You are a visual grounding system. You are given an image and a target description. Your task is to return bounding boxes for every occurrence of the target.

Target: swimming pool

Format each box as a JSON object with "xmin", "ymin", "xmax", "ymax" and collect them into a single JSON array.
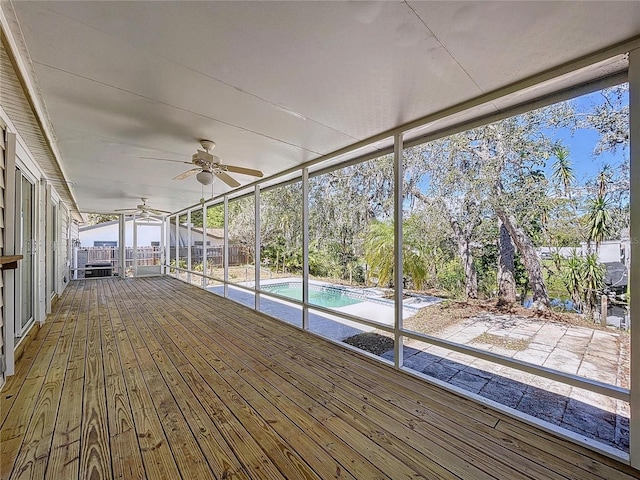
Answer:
[{"xmin": 260, "ymin": 282, "xmax": 363, "ymax": 308}]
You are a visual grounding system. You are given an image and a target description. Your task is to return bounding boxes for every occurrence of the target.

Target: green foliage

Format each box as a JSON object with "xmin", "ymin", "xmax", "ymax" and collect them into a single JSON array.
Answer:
[
  {"xmin": 560, "ymin": 250, "xmax": 605, "ymax": 316},
  {"xmin": 308, "ymin": 158, "xmax": 393, "ymax": 284},
  {"xmin": 87, "ymin": 213, "xmax": 119, "ymax": 225},
  {"xmin": 192, "ymin": 262, "xmax": 204, "ymax": 273},
  {"xmin": 436, "ymin": 259, "xmax": 465, "ymax": 298},
  {"xmin": 259, "ymin": 183, "xmax": 303, "ymax": 274},
  {"xmin": 476, "ymin": 242, "xmax": 498, "ymax": 297},
  {"xmin": 364, "ymin": 221, "xmax": 394, "ymax": 287},
  {"xmin": 562, "ymin": 250, "xmax": 583, "ymax": 308},
  {"xmin": 551, "ymin": 146, "xmax": 574, "ymax": 197},
  {"xmin": 169, "ymin": 258, "xmax": 186, "ymax": 273},
  {"xmin": 586, "ymin": 194, "xmax": 612, "ymax": 250},
  {"xmin": 165, "ymin": 85, "xmax": 628, "ymax": 318},
  {"xmin": 363, "ymin": 217, "xmax": 430, "ymax": 290},
  {"xmin": 190, "ymin": 205, "xmax": 224, "ymax": 228},
  {"xmin": 513, "ymin": 254, "xmax": 530, "ymax": 297},
  {"xmin": 307, "ymin": 246, "xmax": 333, "ymax": 278},
  {"xmin": 581, "ymin": 253, "xmax": 605, "ymax": 316},
  {"xmin": 478, "ymin": 268, "xmax": 497, "ymax": 299}
]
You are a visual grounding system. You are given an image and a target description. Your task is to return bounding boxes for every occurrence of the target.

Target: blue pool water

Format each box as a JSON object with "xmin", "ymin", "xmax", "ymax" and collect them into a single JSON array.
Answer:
[{"xmin": 261, "ymin": 283, "xmax": 362, "ymax": 308}]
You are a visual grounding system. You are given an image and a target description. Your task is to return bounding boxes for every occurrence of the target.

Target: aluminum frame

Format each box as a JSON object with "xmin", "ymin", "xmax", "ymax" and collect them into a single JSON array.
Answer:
[
  {"xmin": 393, "ymin": 132, "xmax": 403, "ymax": 369},
  {"xmin": 162, "ymin": 68, "xmax": 637, "ymax": 464},
  {"xmin": 628, "ymin": 46, "xmax": 640, "ymax": 468}
]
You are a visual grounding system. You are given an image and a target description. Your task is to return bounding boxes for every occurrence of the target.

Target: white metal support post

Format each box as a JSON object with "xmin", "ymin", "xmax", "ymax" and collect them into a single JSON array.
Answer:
[
  {"xmin": 4, "ymin": 132, "xmax": 17, "ymax": 376},
  {"xmin": 37, "ymin": 179, "xmax": 46, "ymax": 323},
  {"xmin": 254, "ymin": 185, "xmax": 261, "ymax": 310},
  {"xmin": 629, "ymin": 47, "xmax": 640, "ymax": 469},
  {"xmin": 224, "ymin": 196, "xmax": 229, "ymax": 298},
  {"xmin": 174, "ymin": 214, "xmax": 179, "ymax": 277},
  {"xmin": 161, "ymin": 216, "xmax": 167, "ymax": 275},
  {"xmin": 393, "ymin": 132, "xmax": 404, "ymax": 369},
  {"xmin": 171, "ymin": 214, "xmax": 175, "ymax": 276},
  {"xmin": 118, "ymin": 214, "xmax": 125, "ymax": 277},
  {"xmin": 132, "ymin": 214, "xmax": 138, "ymax": 277},
  {"xmin": 302, "ymin": 168, "xmax": 309, "ymax": 329},
  {"xmin": 160, "ymin": 216, "xmax": 166, "ymax": 277},
  {"xmin": 202, "ymin": 202, "xmax": 207, "ymax": 288},
  {"xmin": 187, "ymin": 210, "xmax": 192, "ymax": 283},
  {"xmin": 45, "ymin": 182, "xmax": 52, "ymax": 315}
]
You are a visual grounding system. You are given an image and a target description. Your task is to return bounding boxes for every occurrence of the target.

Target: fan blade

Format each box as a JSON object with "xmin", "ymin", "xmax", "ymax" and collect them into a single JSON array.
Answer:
[
  {"xmin": 114, "ymin": 208, "xmax": 137, "ymax": 212},
  {"xmin": 140, "ymin": 156, "xmax": 193, "ymax": 165},
  {"xmin": 223, "ymin": 165, "xmax": 264, "ymax": 178},
  {"xmin": 215, "ymin": 171, "xmax": 241, "ymax": 187},
  {"xmin": 173, "ymin": 168, "xmax": 200, "ymax": 180},
  {"xmin": 147, "ymin": 208, "xmax": 172, "ymax": 215}
]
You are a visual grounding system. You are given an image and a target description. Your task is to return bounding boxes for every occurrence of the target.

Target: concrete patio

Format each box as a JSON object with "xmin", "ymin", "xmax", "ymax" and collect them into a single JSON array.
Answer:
[{"xmin": 388, "ymin": 314, "xmax": 630, "ymax": 452}]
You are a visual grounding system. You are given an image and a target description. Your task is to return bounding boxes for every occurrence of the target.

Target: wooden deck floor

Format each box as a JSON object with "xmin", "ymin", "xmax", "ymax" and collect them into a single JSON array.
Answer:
[{"xmin": 2, "ymin": 277, "xmax": 639, "ymax": 480}]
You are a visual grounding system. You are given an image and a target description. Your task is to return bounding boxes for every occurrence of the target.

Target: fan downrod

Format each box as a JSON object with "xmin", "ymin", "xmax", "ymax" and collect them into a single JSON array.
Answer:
[{"xmin": 200, "ymin": 139, "xmax": 216, "ymax": 152}]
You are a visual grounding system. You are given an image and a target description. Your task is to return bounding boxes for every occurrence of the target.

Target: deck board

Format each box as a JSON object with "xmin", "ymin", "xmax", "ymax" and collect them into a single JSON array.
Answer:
[{"xmin": 2, "ymin": 276, "xmax": 639, "ymax": 480}]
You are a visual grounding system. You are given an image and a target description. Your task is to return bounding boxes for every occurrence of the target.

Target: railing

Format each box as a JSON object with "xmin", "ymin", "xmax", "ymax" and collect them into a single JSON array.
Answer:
[
  {"xmin": 72, "ymin": 245, "xmax": 249, "ymax": 278},
  {"xmin": 72, "ymin": 246, "xmax": 162, "ymax": 278},
  {"xmin": 171, "ymin": 245, "xmax": 251, "ymax": 266}
]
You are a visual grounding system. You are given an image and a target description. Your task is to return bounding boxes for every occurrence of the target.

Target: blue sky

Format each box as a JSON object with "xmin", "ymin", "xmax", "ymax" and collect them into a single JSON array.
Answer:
[
  {"xmin": 409, "ymin": 85, "xmax": 629, "ymax": 208},
  {"xmin": 545, "ymin": 89, "xmax": 629, "ymax": 184}
]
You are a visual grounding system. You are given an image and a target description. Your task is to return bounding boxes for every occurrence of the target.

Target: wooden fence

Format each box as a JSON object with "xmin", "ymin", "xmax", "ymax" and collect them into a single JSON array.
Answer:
[{"xmin": 74, "ymin": 245, "xmax": 251, "ymax": 278}]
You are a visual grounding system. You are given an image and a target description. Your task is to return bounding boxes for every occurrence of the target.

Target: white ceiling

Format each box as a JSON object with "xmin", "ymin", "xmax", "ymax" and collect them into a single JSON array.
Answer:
[{"xmin": 3, "ymin": 1, "xmax": 640, "ymax": 214}]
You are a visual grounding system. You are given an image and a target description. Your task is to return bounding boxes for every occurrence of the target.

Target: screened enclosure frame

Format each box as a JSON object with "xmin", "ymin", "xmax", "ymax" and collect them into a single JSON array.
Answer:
[{"xmin": 158, "ymin": 46, "xmax": 640, "ymax": 466}]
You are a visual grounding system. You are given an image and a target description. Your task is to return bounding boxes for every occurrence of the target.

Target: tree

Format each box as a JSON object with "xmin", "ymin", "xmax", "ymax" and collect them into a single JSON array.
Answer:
[
  {"xmin": 581, "ymin": 84, "xmax": 629, "ymax": 154},
  {"xmin": 479, "ymin": 115, "xmax": 555, "ymax": 309},
  {"xmin": 563, "ymin": 249, "xmax": 584, "ymax": 311},
  {"xmin": 581, "ymin": 253, "xmax": 605, "ymax": 318},
  {"xmin": 191, "ymin": 205, "xmax": 223, "ymax": 228},
  {"xmin": 494, "ymin": 206, "xmax": 550, "ymax": 309},
  {"xmin": 363, "ymin": 218, "xmax": 429, "ymax": 290},
  {"xmin": 586, "ymin": 194, "xmax": 612, "ymax": 253},
  {"xmin": 309, "ymin": 157, "xmax": 394, "ymax": 282},
  {"xmin": 87, "ymin": 213, "xmax": 118, "ymax": 225},
  {"xmin": 228, "ymin": 197, "xmax": 256, "ymax": 261},
  {"xmin": 497, "ymin": 219, "xmax": 517, "ymax": 303},
  {"xmin": 560, "ymin": 249, "xmax": 605, "ymax": 319},
  {"xmin": 364, "ymin": 221, "xmax": 394, "ymax": 288},
  {"xmin": 405, "ymin": 135, "xmax": 485, "ymax": 300},
  {"xmin": 405, "ymin": 104, "xmax": 562, "ymax": 308},
  {"xmin": 550, "ymin": 146, "xmax": 574, "ymax": 198},
  {"xmin": 409, "ymin": 189, "xmax": 481, "ymax": 298},
  {"xmin": 260, "ymin": 183, "xmax": 303, "ymax": 273}
]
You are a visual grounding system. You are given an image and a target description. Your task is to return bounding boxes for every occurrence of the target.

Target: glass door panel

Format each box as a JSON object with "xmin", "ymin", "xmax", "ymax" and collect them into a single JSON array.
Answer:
[
  {"xmin": 16, "ymin": 172, "xmax": 35, "ymax": 336},
  {"xmin": 134, "ymin": 217, "xmax": 163, "ymax": 277}
]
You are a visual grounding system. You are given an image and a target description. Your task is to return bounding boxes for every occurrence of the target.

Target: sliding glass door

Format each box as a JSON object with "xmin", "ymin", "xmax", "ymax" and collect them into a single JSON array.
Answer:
[{"xmin": 15, "ymin": 170, "xmax": 35, "ymax": 337}]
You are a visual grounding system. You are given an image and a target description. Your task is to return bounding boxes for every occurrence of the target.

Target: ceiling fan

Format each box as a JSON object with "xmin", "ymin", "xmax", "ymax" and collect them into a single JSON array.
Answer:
[
  {"xmin": 114, "ymin": 197, "xmax": 171, "ymax": 217},
  {"xmin": 143, "ymin": 140, "xmax": 264, "ymax": 187}
]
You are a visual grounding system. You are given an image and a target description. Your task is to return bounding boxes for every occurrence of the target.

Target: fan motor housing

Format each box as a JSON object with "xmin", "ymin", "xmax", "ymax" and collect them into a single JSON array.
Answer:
[{"xmin": 192, "ymin": 150, "xmax": 215, "ymax": 164}]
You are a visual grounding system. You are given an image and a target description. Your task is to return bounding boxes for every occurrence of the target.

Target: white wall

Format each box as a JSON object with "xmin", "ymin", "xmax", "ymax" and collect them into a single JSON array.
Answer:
[
  {"xmin": 80, "ymin": 219, "xmax": 162, "ymax": 247},
  {"xmin": 80, "ymin": 220, "xmax": 224, "ymax": 248}
]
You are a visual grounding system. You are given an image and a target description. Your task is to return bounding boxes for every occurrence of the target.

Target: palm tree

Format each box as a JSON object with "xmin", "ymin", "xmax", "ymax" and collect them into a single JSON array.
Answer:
[
  {"xmin": 581, "ymin": 253, "xmax": 605, "ymax": 318},
  {"xmin": 364, "ymin": 221, "xmax": 395, "ymax": 288},
  {"xmin": 551, "ymin": 146, "xmax": 575, "ymax": 198},
  {"xmin": 562, "ymin": 250, "xmax": 605, "ymax": 318},
  {"xmin": 364, "ymin": 219, "xmax": 428, "ymax": 290},
  {"xmin": 596, "ymin": 163, "xmax": 613, "ymax": 197},
  {"xmin": 586, "ymin": 194, "xmax": 612, "ymax": 253},
  {"xmin": 563, "ymin": 249, "xmax": 583, "ymax": 311}
]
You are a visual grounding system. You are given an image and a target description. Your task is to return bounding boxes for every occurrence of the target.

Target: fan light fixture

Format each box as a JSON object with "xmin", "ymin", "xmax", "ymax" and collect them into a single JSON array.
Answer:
[{"xmin": 196, "ymin": 170, "xmax": 214, "ymax": 185}]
